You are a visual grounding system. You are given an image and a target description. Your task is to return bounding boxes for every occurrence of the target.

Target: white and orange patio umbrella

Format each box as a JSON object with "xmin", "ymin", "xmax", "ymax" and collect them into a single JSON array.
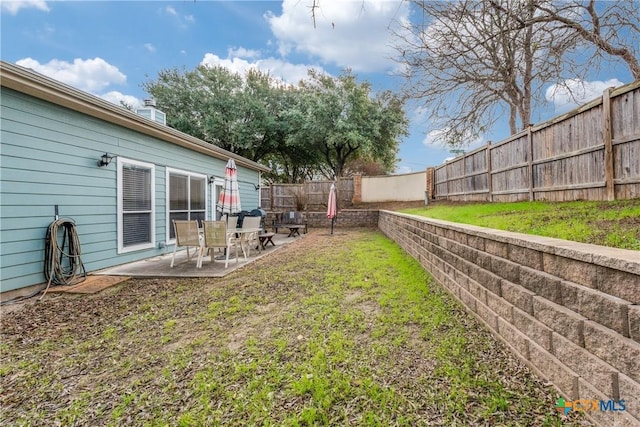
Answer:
[
  {"xmin": 327, "ymin": 182, "xmax": 337, "ymax": 234},
  {"xmin": 217, "ymin": 159, "xmax": 242, "ymax": 216}
]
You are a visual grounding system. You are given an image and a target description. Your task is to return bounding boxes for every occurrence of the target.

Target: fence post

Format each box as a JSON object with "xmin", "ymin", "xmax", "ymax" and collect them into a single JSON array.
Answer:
[
  {"xmin": 270, "ymin": 185, "xmax": 274, "ymax": 211},
  {"xmin": 445, "ymin": 162, "xmax": 450, "ymax": 199},
  {"xmin": 425, "ymin": 167, "xmax": 435, "ymax": 201},
  {"xmin": 603, "ymin": 87, "xmax": 615, "ymax": 201},
  {"xmin": 352, "ymin": 174, "xmax": 362, "ymax": 204},
  {"xmin": 462, "ymin": 152, "xmax": 468, "ymax": 202},
  {"xmin": 486, "ymin": 142, "xmax": 493, "ymax": 202},
  {"xmin": 528, "ymin": 125, "xmax": 534, "ymax": 201}
]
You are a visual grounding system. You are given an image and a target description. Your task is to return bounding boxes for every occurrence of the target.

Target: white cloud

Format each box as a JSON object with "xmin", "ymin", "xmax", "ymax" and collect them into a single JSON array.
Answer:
[
  {"xmin": 411, "ymin": 105, "xmax": 429, "ymax": 120},
  {"xmin": 163, "ymin": 5, "xmax": 194, "ymax": 28},
  {"xmin": 546, "ymin": 78, "xmax": 623, "ymax": 112},
  {"xmin": 15, "ymin": 57, "xmax": 126, "ymax": 93},
  {"xmin": 228, "ymin": 47, "xmax": 261, "ymax": 59},
  {"xmin": 423, "ymin": 128, "xmax": 484, "ymax": 149},
  {"xmin": 201, "ymin": 52, "xmax": 323, "ymax": 85},
  {"xmin": 265, "ymin": 0, "xmax": 410, "ymax": 72},
  {"xmin": 101, "ymin": 91, "xmax": 142, "ymax": 109},
  {"xmin": 144, "ymin": 43, "xmax": 156, "ymax": 53},
  {"xmin": 1, "ymin": 0, "xmax": 49, "ymax": 14},
  {"xmin": 422, "ymin": 128, "xmax": 448, "ymax": 146}
]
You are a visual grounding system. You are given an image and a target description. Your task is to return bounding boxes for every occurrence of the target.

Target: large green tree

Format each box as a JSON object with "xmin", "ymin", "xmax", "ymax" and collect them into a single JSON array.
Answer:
[
  {"xmin": 144, "ymin": 66, "xmax": 407, "ymax": 181},
  {"xmin": 295, "ymin": 70, "xmax": 408, "ymax": 178},
  {"xmin": 143, "ymin": 65, "xmax": 284, "ymax": 161},
  {"xmin": 261, "ymin": 85, "xmax": 322, "ymax": 183}
]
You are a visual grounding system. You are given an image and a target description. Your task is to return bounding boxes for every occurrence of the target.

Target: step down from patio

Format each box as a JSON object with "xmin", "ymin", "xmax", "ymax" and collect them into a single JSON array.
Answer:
[{"xmin": 46, "ymin": 275, "xmax": 130, "ymax": 294}]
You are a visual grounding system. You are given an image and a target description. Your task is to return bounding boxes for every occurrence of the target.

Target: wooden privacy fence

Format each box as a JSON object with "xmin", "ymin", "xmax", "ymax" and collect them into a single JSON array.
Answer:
[
  {"xmin": 431, "ymin": 80, "xmax": 640, "ymax": 202},
  {"xmin": 260, "ymin": 178, "xmax": 354, "ymax": 211}
]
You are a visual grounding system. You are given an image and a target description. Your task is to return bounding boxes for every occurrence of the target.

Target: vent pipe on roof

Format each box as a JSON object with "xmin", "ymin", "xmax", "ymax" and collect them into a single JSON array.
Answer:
[{"xmin": 136, "ymin": 98, "xmax": 166, "ymax": 125}]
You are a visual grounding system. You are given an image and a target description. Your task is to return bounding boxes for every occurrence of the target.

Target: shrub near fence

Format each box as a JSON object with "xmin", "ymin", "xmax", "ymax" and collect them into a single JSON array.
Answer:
[{"xmin": 432, "ymin": 80, "xmax": 640, "ymax": 202}]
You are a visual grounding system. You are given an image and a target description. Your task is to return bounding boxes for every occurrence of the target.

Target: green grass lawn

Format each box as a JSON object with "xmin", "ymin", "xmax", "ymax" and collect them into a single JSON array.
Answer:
[
  {"xmin": 402, "ymin": 199, "xmax": 640, "ymax": 250},
  {"xmin": 0, "ymin": 231, "xmax": 585, "ymax": 426}
]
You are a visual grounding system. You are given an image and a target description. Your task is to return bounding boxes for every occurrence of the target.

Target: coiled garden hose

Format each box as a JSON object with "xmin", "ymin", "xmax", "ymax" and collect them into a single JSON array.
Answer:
[{"xmin": 41, "ymin": 218, "xmax": 86, "ymax": 299}]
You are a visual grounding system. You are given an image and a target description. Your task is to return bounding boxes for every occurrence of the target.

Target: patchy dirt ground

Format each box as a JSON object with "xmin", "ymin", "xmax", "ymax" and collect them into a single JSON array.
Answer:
[{"xmin": 1, "ymin": 230, "xmax": 588, "ymax": 426}]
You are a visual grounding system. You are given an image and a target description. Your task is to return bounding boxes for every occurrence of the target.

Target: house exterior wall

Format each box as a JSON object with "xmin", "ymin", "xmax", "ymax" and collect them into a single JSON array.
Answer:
[
  {"xmin": 361, "ymin": 171, "xmax": 426, "ymax": 202},
  {"xmin": 1, "ymin": 88, "xmax": 259, "ymax": 292}
]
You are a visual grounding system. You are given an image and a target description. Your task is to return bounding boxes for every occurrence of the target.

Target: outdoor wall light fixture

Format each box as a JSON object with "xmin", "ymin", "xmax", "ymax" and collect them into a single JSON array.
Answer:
[
  {"xmin": 208, "ymin": 176, "xmax": 216, "ymax": 184},
  {"xmin": 97, "ymin": 153, "xmax": 114, "ymax": 167}
]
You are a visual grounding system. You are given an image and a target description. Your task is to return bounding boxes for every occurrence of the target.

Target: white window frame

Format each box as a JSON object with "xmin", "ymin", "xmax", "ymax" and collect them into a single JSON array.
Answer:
[
  {"xmin": 210, "ymin": 177, "xmax": 224, "ymax": 220},
  {"xmin": 166, "ymin": 167, "xmax": 208, "ymax": 244},
  {"xmin": 117, "ymin": 157, "xmax": 156, "ymax": 254}
]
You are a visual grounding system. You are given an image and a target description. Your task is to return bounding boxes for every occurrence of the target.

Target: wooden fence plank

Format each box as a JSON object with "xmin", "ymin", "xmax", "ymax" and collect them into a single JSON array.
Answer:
[
  {"xmin": 432, "ymin": 81, "xmax": 640, "ymax": 202},
  {"xmin": 528, "ymin": 126, "xmax": 534, "ymax": 201},
  {"xmin": 603, "ymin": 87, "xmax": 614, "ymax": 201}
]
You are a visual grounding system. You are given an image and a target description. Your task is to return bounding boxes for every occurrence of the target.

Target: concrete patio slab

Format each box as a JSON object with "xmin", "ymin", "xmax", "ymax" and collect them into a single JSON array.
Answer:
[{"xmin": 94, "ymin": 232, "xmax": 302, "ymax": 278}]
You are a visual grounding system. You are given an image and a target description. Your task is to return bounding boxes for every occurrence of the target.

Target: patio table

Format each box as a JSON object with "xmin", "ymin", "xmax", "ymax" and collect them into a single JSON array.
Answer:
[{"xmin": 200, "ymin": 227, "xmax": 262, "ymax": 260}]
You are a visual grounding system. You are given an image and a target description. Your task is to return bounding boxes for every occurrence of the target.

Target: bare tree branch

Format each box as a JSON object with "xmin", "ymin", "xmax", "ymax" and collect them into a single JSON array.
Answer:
[{"xmin": 394, "ymin": 0, "xmax": 637, "ymax": 148}]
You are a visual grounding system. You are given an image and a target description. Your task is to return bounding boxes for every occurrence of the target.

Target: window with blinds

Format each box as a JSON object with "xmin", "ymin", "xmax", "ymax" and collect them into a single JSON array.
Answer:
[
  {"xmin": 168, "ymin": 170, "xmax": 206, "ymax": 240},
  {"xmin": 118, "ymin": 158, "xmax": 155, "ymax": 253}
]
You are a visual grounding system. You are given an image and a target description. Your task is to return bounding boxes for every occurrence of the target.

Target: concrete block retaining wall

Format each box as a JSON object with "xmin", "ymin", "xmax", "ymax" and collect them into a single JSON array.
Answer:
[
  {"xmin": 266, "ymin": 210, "xmax": 379, "ymax": 231},
  {"xmin": 378, "ymin": 210, "xmax": 640, "ymax": 426}
]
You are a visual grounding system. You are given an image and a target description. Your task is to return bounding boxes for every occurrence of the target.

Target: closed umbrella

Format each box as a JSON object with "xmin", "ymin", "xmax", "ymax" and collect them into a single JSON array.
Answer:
[
  {"xmin": 327, "ymin": 182, "xmax": 337, "ymax": 234},
  {"xmin": 217, "ymin": 159, "xmax": 242, "ymax": 216}
]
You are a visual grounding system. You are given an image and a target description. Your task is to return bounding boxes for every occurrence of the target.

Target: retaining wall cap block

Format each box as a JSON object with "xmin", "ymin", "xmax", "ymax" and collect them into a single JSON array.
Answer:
[
  {"xmin": 592, "ymin": 249, "xmax": 640, "ymax": 276},
  {"xmin": 389, "ymin": 214, "xmax": 640, "ymax": 275}
]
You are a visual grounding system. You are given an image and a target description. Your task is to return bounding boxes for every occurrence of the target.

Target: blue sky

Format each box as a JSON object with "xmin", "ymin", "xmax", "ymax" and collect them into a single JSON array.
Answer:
[{"xmin": 1, "ymin": 0, "xmax": 635, "ymax": 173}]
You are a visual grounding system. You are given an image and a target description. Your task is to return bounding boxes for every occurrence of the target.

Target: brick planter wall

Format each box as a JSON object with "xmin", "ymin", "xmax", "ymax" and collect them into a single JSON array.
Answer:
[{"xmin": 378, "ymin": 210, "xmax": 640, "ymax": 426}]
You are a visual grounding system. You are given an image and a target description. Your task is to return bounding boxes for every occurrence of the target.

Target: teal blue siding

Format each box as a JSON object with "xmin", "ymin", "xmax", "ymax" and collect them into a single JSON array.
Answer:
[{"xmin": 1, "ymin": 88, "xmax": 260, "ymax": 292}]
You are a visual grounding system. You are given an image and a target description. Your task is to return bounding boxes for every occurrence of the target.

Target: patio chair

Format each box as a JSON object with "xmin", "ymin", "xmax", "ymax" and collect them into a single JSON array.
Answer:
[
  {"xmin": 170, "ymin": 220, "xmax": 201, "ymax": 268},
  {"xmin": 240, "ymin": 215, "xmax": 262, "ymax": 257},
  {"xmin": 226, "ymin": 215, "xmax": 238, "ymax": 230},
  {"xmin": 221, "ymin": 214, "xmax": 242, "ymax": 254},
  {"xmin": 197, "ymin": 220, "xmax": 239, "ymax": 268}
]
